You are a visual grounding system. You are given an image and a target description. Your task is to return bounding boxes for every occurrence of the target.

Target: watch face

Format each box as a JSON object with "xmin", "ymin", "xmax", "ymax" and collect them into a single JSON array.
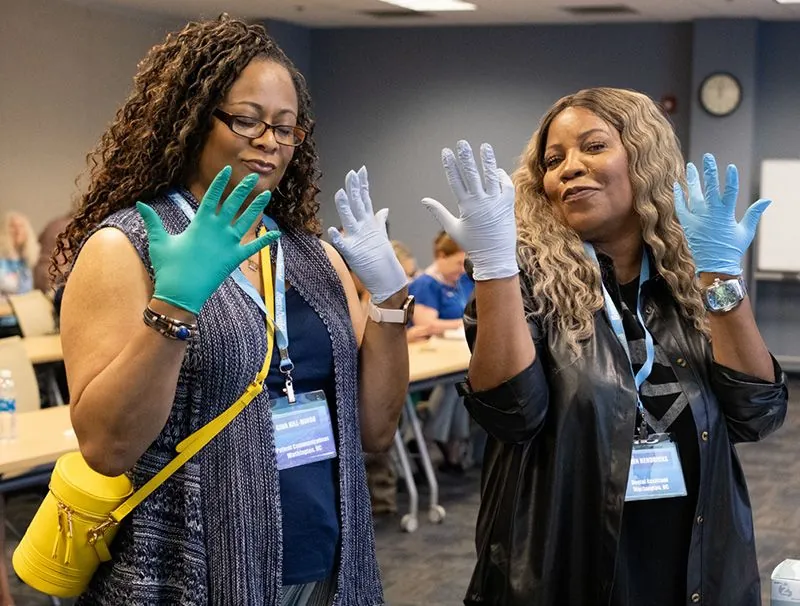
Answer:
[
  {"xmin": 706, "ymin": 281, "xmax": 742, "ymax": 311},
  {"xmin": 700, "ymin": 72, "xmax": 742, "ymax": 117}
]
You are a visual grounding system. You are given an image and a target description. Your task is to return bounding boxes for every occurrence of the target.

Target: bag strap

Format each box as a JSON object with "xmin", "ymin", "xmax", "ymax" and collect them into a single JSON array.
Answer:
[{"xmin": 109, "ymin": 238, "xmax": 277, "ymax": 524}]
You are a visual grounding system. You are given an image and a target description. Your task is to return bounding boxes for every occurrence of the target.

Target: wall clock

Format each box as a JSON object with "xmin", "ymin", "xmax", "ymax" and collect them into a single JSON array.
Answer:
[{"xmin": 699, "ymin": 72, "xmax": 742, "ymax": 117}]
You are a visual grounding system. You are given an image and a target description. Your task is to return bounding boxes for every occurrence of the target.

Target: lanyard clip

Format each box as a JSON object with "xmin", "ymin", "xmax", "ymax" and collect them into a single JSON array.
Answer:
[
  {"xmin": 283, "ymin": 378, "xmax": 296, "ymax": 403},
  {"xmin": 278, "ymin": 349, "xmax": 296, "ymax": 403}
]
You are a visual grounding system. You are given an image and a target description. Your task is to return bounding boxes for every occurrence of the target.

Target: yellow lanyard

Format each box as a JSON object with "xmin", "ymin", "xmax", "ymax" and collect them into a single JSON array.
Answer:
[
  {"xmin": 259, "ymin": 227, "xmax": 277, "ymax": 344},
  {"xmin": 107, "ymin": 237, "xmax": 277, "ymax": 526}
]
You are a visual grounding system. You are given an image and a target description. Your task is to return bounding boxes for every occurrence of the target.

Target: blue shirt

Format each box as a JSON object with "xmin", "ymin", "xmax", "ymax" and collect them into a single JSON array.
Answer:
[
  {"xmin": 0, "ymin": 258, "xmax": 32, "ymax": 297},
  {"xmin": 266, "ymin": 287, "xmax": 339, "ymax": 586},
  {"xmin": 409, "ymin": 272, "xmax": 474, "ymax": 321},
  {"xmin": 0, "ymin": 258, "xmax": 31, "ymax": 329}
]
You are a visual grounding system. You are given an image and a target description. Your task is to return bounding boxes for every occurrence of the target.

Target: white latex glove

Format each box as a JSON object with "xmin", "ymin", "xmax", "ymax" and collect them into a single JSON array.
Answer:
[
  {"xmin": 421, "ymin": 140, "xmax": 518, "ymax": 281},
  {"xmin": 328, "ymin": 166, "xmax": 407, "ymax": 304}
]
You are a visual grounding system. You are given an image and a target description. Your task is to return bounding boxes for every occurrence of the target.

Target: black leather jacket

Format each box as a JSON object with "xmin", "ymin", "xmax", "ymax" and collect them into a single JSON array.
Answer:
[{"xmin": 460, "ymin": 270, "xmax": 788, "ymax": 606}]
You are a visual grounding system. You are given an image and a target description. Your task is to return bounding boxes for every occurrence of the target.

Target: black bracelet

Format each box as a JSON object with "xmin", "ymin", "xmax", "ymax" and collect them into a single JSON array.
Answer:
[{"xmin": 142, "ymin": 306, "xmax": 197, "ymax": 341}]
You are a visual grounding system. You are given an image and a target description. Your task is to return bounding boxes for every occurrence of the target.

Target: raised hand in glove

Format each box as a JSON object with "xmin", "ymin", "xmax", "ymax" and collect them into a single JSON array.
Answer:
[
  {"xmin": 328, "ymin": 166, "xmax": 407, "ymax": 304},
  {"xmin": 421, "ymin": 140, "xmax": 518, "ymax": 282},
  {"xmin": 674, "ymin": 153, "xmax": 771, "ymax": 276},
  {"xmin": 137, "ymin": 166, "xmax": 281, "ymax": 315}
]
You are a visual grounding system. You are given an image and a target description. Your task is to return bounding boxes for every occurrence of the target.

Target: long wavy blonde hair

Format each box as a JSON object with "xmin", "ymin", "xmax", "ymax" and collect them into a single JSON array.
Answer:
[
  {"xmin": 514, "ymin": 87, "xmax": 707, "ymax": 356},
  {"xmin": 0, "ymin": 212, "xmax": 40, "ymax": 269}
]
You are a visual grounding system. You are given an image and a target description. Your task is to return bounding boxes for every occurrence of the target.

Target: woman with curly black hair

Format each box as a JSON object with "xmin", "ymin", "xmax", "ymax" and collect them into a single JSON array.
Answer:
[{"xmin": 57, "ymin": 14, "xmax": 411, "ymax": 605}]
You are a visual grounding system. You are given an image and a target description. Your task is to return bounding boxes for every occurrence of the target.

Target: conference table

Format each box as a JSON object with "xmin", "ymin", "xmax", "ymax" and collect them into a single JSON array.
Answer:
[
  {"xmin": 394, "ymin": 336, "xmax": 471, "ymax": 532},
  {"xmin": 5, "ymin": 335, "xmax": 470, "ymax": 472},
  {"xmin": 19, "ymin": 333, "xmax": 470, "ymax": 382},
  {"xmin": 3, "ymin": 335, "xmax": 471, "ymax": 536},
  {"xmin": 0, "ymin": 406, "xmax": 74, "ymax": 479},
  {"xmin": 1, "ymin": 333, "xmax": 71, "ymax": 479},
  {"xmin": 19, "ymin": 335, "xmax": 470, "ymax": 382},
  {"xmin": 408, "ymin": 335, "xmax": 471, "ymax": 387},
  {"xmin": 21, "ymin": 334, "xmax": 63, "ymax": 365},
  {"xmin": 18, "ymin": 334, "xmax": 65, "ymax": 408}
]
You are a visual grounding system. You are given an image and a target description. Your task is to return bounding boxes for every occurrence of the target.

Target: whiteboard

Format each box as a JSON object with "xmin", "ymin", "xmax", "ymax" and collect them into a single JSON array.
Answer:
[{"xmin": 757, "ymin": 159, "xmax": 800, "ymax": 273}]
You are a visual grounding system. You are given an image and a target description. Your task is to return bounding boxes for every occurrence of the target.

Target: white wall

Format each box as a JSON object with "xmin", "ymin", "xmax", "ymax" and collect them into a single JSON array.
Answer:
[{"xmin": 0, "ymin": 0, "xmax": 183, "ymax": 231}]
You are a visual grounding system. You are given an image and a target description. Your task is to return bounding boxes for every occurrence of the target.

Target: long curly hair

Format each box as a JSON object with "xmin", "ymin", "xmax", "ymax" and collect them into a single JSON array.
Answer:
[
  {"xmin": 54, "ymin": 14, "xmax": 321, "ymax": 282},
  {"xmin": 514, "ymin": 87, "xmax": 707, "ymax": 357}
]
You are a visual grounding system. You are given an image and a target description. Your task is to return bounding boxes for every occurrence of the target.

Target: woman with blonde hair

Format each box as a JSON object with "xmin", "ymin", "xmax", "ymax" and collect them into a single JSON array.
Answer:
[
  {"xmin": 423, "ymin": 87, "xmax": 787, "ymax": 605},
  {"xmin": 0, "ymin": 211, "xmax": 40, "ymax": 336},
  {"xmin": 0, "ymin": 212, "xmax": 39, "ymax": 293}
]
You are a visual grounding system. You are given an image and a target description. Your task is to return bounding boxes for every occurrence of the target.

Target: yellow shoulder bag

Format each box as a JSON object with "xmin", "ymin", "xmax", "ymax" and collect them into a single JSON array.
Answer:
[{"xmin": 13, "ymin": 244, "xmax": 276, "ymax": 598}]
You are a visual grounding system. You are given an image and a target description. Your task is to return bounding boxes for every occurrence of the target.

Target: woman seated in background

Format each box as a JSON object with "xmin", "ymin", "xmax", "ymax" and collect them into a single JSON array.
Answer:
[
  {"xmin": 0, "ymin": 211, "xmax": 40, "ymax": 338},
  {"xmin": 409, "ymin": 231, "xmax": 473, "ymax": 337},
  {"xmin": 409, "ymin": 231, "xmax": 475, "ymax": 472}
]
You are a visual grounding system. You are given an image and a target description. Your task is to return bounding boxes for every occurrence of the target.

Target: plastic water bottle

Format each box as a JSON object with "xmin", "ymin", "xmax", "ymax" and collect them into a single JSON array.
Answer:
[{"xmin": 0, "ymin": 369, "xmax": 17, "ymax": 441}]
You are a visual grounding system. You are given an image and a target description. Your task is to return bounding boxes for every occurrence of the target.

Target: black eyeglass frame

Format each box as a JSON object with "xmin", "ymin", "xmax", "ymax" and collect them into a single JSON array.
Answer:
[{"xmin": 212, "ymin": 108, "xmax": 308, "ymax": 147}]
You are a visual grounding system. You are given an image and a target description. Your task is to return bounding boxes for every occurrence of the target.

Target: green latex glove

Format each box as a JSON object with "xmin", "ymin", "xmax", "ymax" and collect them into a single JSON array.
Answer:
[{"xmin": 137, "ymin": 166, "xmax": 281, "ymax": 315}]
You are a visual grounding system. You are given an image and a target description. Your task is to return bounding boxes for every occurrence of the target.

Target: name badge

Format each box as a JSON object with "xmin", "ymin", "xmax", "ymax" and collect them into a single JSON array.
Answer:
[
  {"xmin": 625, "ymin": 434, "xmax": 687, "ymax": 502},
  {"xmin": 271, "ymin": 390, "xmax": 337, "ymax": 471}
]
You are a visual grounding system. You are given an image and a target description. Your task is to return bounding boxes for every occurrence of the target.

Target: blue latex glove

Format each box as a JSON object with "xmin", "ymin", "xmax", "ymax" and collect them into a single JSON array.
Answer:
[
  {"xmin": 673, "ymin": 153, "xmax": 771, "ymax": 276},
  {"xmin": 137, "ymin": 166, "xmax": 281, "ymax": 315},
  {"xmin": 328, "ymin": 166, "xmax": 407, "ymax": 304}
]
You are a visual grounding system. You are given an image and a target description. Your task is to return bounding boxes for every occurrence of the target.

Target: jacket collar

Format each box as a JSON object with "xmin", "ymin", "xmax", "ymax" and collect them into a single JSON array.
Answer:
[{"xmin": 594, "ymin": 247, "xmax": 660, "ymax": 287}]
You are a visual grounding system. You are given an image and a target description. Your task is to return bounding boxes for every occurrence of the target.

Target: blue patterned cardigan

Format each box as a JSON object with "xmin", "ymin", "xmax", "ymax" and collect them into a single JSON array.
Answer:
[{"xmin": 76, "ymin": 193, "xmax": 383, "ymax": 605}]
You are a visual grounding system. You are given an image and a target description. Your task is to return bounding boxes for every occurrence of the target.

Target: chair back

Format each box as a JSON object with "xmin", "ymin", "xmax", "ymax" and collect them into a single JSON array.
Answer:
[{"xmin": 8, "ymin": 291, "xmax": 57, "ymax": 337}]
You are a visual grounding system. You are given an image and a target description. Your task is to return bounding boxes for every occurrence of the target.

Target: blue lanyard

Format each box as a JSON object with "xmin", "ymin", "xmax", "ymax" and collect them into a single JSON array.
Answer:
[
  {"xmin": 584, "ymin": 243, "xmax": 655, "ymax": 439},
  {"xmin": 167, "ymin": 190, "xmax": 296, "ymax": 401}
]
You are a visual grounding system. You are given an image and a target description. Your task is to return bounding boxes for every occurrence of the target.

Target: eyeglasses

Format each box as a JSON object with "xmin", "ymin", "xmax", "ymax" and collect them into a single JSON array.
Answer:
[{"xmin": 212, "ymin": 108, "xmax": 307, "ymax": 147}]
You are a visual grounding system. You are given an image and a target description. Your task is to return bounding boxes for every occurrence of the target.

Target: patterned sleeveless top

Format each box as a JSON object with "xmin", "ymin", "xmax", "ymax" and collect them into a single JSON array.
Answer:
[{"xmin": 75, "ymin": 190, "xmax": 383, "ymax": 605}]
